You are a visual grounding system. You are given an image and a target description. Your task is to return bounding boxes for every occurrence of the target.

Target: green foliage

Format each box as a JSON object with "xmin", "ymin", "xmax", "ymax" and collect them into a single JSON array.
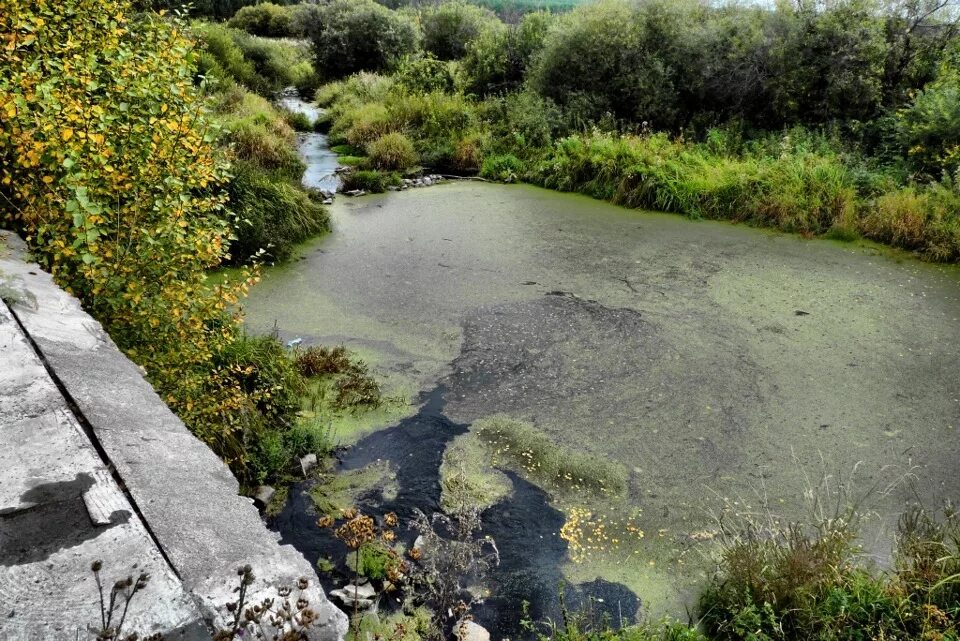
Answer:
[
  {"xmin": 356, "ymin": 541, "xmax": 396, "ymax": 580},
  {"xmin": 765, "ymin": 0, "xmax": 888, "ymax": 125},
  {"xmin": 227, "ymin": 2, "xmax": 322, "ymax": 39},
  {"xmin": 420, "ymin": 0, "xmax": 499, "ymax": 61},
  {"xmin": 211, "ymin": 87, "xmax": 305, "ymax": 180},
  {"xmin": 528, "ymin": 0, "xmax": 692, "ymax": 129},
  {"xmin": 481, "ymin": 153, "xmax": 524, "ymax": 181},
  {"xmin": 0, "ymin": 0, "xmax": 335, "ymax": 488},
  {"xmin": 146, "ymin": 0, "xmax": 299, "ymax": 21},
  {"xmin": 699, "ymin": 507, "xmax": 960, "ymax": 641},
  {"xmin": 228, "ymin": 3, "xmax": 292, "ymax": 38},
  {"xmin": 367, "ymin": 132, "xmax": 419, "ymax": 170},
  {"xmin": 461, "ymin": 10, "xmax": 551, "ymax": 96},
  {"xmin": 341, "ymin": 169, "xmax": 402, "ymax": 193},
  {"xmin": 395, "ymin": 55, "xmax": 458, "ymax": 94},
  {"xmin": 532, "ymin": 131, "xmax": 857, "ymax": 236},
  {"xmin": 899, "ymin": 51, "xmax": 960, "ymax": 179},
  {"xmin": 283, "ymin": 109, "xmax": 314, "ymax": 132},
  {"xmin": 226, "ymin": 161, "xmax": 330, "ymax": 264},
  {"xmin": 297, "ymin": 344, "xmax": 384, "ymax": 411},
  {"xmin": 195, "ymin": 22, "xmax": 317, "ymax": 96},
  {"xmin": 0, "ymin": 0, "xmax": 275, "ymax": 476},
  {"xmin": 860, "ymin": 182, "xmax": 960, "ymax": 261},
  {"xmin": 312, "ymin": 0, "xmax": 421, "ymax": 79}
]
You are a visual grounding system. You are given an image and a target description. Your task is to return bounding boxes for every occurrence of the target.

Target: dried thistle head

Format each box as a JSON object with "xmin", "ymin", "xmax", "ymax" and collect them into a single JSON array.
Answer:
[
  {"xmin": 336, "ymin": 514, "xmax": 376, "ymax": 549},
  {"xmin": 316, "ymin": 515, "xmax": 335, "ymax": 529},
  {"xmin": 384, "ymin": 512, "xmax": 399, "ymax": 528},
  {"xmin": 408, "ymin": 547, "xmax": 422, "ymax": 561}
]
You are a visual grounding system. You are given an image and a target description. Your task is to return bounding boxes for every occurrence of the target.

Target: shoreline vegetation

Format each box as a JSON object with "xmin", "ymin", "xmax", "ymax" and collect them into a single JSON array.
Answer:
[{"xmin": 3, "ymin": 0, "xmax": 960, "ymax": 638}]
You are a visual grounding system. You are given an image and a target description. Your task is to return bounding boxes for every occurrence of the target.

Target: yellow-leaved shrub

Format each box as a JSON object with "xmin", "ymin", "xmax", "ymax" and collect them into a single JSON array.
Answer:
[{"xmin": 0, "ymin": 0, "xmax": 276, "ymax": 478}]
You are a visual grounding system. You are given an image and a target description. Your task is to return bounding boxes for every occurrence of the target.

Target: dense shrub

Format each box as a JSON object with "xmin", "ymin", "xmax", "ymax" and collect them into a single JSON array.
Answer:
[
  {"xmin": 699, "ymin": 507, "xmax": 960, "ymax": 641},
  {"xmin": 146, "ymin": 0, "xmax": 298, "ymax": 21},
  {"xmin": 420, "ymin": 0, "xmax": 499, "ymax": 61},
  {"xmin": 228, "ymin": 3, "xmax": 292, "ymax": 38},
  {"xmin": 480, "ymin": 153, "xmax": 524, "ymax": 181},
  {"xmin": 461, "ymin": 11, "xmax": 551, "ymax": 96},
  {"xmin": 217, "ymin": 334, "xmax": 305, "ymax": 431},
  {"xmin": 296, "ymin": 345, "xmax": 353, "ymax": 377},
  {"xmin": 312, "ymin": 0, "xmax": 421, "ymax": 79},
  {"xmin": 341, "ymin": 169, "xmax": 402, "ymax": 193},
  {"xmin": 528, "ymin": 0, "xmax": 692, "ymax": 129},
  {"xmin": 764, "ymin": 0, "xmax": 889, "ymax": 125},
  {"xmin": 394, "ymin": 55, "xmax": 458, "ymax": 94},
  {"xmin": 195, "ymin": 23, "xmax": 316, "ymax": 96},
  {"xmin": 209, "ymin": 87, "xmax": 305, "ymax": 178},
  {"xmin": 228, "ymin": 3, "xmax": 323, "ymax": 39},
  {"xmin": 227, "ymin": 162, "xmax": 330, "ymax": 264},
  {"xmin": 861, "ymin": 182, "xmax": 960, "ymax": 261},
  {"xmin": 898, "ymin": 52, "xmax": 960, "ymax": 180},
  {"xmin": 0, "ymin": 0, "xmax": 272, "ymax": 476},
  {"xmin": 532, "ymin": 132, "xmax": 857, "ymax": 236},
  {"xmin": 283, "ymin": 109, "xmax": 314, "ymax": 132},
  {"xmin": 367, "ymin": 132, "xmax": 419, "ymax": 170}
]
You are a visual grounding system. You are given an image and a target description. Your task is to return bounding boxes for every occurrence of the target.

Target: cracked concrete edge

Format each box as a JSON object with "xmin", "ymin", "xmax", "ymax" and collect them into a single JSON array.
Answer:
[
  {"xmin": 0, "ymin": 231, "xmax": 348, "ymax": 641},
  {"xmin": 0, "ymin": 299, "xmax": 208, "ymax": 641}
]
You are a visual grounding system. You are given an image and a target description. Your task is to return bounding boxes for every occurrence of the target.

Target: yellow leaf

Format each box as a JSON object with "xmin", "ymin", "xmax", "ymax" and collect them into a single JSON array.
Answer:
[
  {"xmin": 42, "ymin": 175, "xmax": 53, "ymax": 184},
  {"xmin": 61, "ymin": 128, "xmax": 73, "ymax": 141}
]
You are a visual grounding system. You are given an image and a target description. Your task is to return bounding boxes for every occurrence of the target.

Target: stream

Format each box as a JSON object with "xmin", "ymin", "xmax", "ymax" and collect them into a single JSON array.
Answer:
[{"xmin": 261, "ymin": 95, "xmax": 960, "ymax": 637}]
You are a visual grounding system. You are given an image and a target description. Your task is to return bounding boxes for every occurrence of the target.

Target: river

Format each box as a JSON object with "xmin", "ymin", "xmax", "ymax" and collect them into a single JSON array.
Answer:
[{"xmin": 252, "ymin": 97, "xmax": 960, "ymax": 637}]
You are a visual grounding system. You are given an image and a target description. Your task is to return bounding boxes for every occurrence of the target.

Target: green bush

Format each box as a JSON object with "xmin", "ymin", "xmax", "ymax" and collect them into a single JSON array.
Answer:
[
  {"xmin": 528, "ymin": 0, "xmax": 690, "ymax": 128},
  {"xmin": 699, "ymin": 507, "xmax": 960, "ymax": 641},
  {"xmin": 195, "ymin": 23, "xmax": 316, "ymax": 96},
  {"xmin": 395, "ymin": 55, "xmax": 458, "ymax": 94},
  {"xmin": 0, "ymin": 0, "xmax": 288, "ymax": 480},
  {"xmin": 420, "ymin": 0, "xmax": 499, "ymax": 61},
  {"xmin": 228, "ymin": 3, "xmax": 292, "ymax": 38},
  {"xmin": 480, "ymin": 153, "xmax": 524, "ymax": 181},
  {"xmin": 367, "ymin": 132, "xmax": 419, "ymax": 170},
  {"xmin": 284, "ymin": 109, "xmax": 314, "ymax": 132},
  {"xmin": 860, "ymin": 182, "xmax": 960, "ymax": 261},
  {"xmin": 227, "ymin": 162, "xmax": 330, "ymax": 264},
  {"xmin": 312, "ymin": 0, "xmax": 421, "ymax": 79},
  {"xmin": 341, "ymin": 169, "xmax": 402, "ymax": 193},
  {"xmin": 898, "ymin": 57, "xmax": 960, "ymax": 180},
  {"xmin": 461, "ymin": 11, "xmax": 551, "ymax": 96}
]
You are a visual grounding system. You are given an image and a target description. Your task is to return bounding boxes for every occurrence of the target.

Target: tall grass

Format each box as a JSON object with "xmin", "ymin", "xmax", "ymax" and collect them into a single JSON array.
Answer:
[{"xmin": 317, "ymin": 71, "xmax": 960, "ymax": 263}]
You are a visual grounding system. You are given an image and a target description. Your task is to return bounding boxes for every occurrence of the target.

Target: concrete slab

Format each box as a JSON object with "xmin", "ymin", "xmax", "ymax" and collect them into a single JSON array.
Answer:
[
  {"xmin": 0, "ymin": 299, "xmax": 207, "ymax": 641},
  {"xmin": 0, "ymin": 230, "xmax": 347, "ymax": 641}
]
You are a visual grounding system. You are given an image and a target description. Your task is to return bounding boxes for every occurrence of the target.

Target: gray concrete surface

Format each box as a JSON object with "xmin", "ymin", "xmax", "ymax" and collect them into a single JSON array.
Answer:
[{"xmin": 0, "ymin": 230, "xmax": 348, "ymax": 640}]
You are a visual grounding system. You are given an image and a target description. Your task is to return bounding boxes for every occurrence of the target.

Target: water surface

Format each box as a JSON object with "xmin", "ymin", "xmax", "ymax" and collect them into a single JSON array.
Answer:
[{"xmin": 247, "ymin": 182, "xmax": 960, "ymax": 630}]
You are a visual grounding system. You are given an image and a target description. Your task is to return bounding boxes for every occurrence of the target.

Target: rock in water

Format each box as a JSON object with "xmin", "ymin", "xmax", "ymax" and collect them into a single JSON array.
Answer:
[
  {"xmin": 330, "ymin": 583, "xmax": 377, "ymax": 610},
  {"xmin": 253, "ymin": 485, "xmax": 275, "ymax": 508},
  {"xmin": 300, "ymin": 453, "xmax": 317, "ymax": 476},
  {"xmin": 455, "ymin": 620, "xmax": 490, "ymax": 641}
]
